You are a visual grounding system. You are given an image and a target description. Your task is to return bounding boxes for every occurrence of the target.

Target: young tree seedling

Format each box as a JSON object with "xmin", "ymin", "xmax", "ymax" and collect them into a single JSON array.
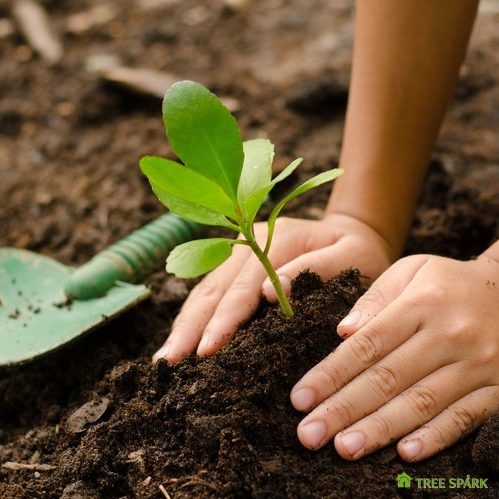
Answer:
[{"xmin": 140, "ymin": 81, "xmax": 343, "ymax": 317}]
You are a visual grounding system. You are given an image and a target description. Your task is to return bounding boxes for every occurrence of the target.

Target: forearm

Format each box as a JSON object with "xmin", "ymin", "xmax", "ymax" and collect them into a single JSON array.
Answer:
[{"xmin": 327, "ymin": 0, "xmax": 479, "ymax": 261}]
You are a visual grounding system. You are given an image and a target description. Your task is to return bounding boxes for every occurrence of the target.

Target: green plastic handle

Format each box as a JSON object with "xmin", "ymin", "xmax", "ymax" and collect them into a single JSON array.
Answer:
[{"xmin": 64, "ymin": 213, "xmax": 203, "ymax": 300}]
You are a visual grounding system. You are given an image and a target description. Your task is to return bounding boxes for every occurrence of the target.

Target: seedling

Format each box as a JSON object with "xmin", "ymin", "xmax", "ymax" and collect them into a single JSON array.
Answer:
[{"xmin": 140, "ymin": 81, "xmax": 343, "ymax": 316}]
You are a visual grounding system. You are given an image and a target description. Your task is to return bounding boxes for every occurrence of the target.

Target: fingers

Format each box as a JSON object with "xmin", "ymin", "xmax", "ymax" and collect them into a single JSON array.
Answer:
[
  {"xmin": 291, "ymin": 296, "xmax": 422, "ymax": 412},
  {"xmin": 332, "ymin": 361, "xmax": 482, "ymax": 460},
  {"xmin": 154, "ymin": 242, "xmax": 260, "ymax": 363},
  {"xmin": 261, "ymin": 246, "xmax": 341, "ymax": 300},
  {"xmin": 337, "ymin": 254, "xmax": 428, "ymax": 337},
  {"xmin": 261, "ymin": 220, "xmax": 340, "ymax": 301},
  {"xmin": 292, "ymin": 322, "xmax": 434, "ymax": 449},
  {"xmin": 292, "ymin": 254, "xmax": 499, "ymax": 462},
  {"xmin": 262, "ymin": 246, "xmax": 358, "ymax": 301},
  {"xmin": 154, "ymin": 218, "xmax": 326, "ymax": 363},
  {"xmin": 193, "ymin": 221, "xmax": 330, "ymax": 357},
  {"xmin": 262, "ymin": 217, "xmax": 394, "ymax": 303},
  {"xmin": 154, "ymin": 214, "xmax": 409, "ymax": 364},
  {"xmin": 195, "ymin": 258, "xmax": 268, "ymax": 357},
  {"xmin": 155, "ymin": 214, "xmax": 397, "ymax": 364},
  {"xmin": 291, "ymin": 258, "xmax": 433, "ymax": 448},
  {"xmin": 398, "ymin": 385, "xmax": 499, "ymax": 461},
  {"xmin": 296, "ymin": 349, "xmax": 493, "ymax": 461}
]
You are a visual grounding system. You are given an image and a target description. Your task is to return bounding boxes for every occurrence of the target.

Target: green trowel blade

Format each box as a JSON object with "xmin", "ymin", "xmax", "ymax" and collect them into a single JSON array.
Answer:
[{"xmin": 0, "ymin": 248, "xmax": 150, "ymax": 366}]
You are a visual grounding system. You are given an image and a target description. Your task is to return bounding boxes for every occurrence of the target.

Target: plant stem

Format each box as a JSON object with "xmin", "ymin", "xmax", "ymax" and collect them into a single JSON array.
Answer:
[{"xmin": 242, "ymin": 229, "xmax": 293, "ymax": 317}]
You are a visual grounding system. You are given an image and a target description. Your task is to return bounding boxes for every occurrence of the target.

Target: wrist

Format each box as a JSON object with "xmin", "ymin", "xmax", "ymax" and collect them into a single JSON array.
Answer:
[
  {"xmin": 325, "ymin": 156, "xmax": 425, "ymax": 263},
  {"xmin": 325, "ymin": 198, "xmax": 409, "ymax": 264},
  {"xmin": 322, "ymin": 212, "xmax": 397, "ymax": 266}
]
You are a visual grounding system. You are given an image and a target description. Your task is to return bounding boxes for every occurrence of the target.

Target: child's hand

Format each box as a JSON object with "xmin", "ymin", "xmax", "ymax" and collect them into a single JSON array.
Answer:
[
  {"xmin": 291, "ymin": 252, "xmax": 499, "ymax": 461},
  {"xmin": 153, "ymin": 213, "xmax": 392, "ymax": 364}
]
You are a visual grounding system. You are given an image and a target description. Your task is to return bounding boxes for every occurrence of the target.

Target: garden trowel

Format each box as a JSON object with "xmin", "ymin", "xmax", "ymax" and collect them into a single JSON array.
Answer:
[{"xmin": 0, "ymin": 213, "xmax": 202, "ymax": 366}]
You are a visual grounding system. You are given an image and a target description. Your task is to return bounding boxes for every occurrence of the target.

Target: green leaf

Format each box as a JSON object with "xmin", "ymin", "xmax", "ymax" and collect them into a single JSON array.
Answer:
[
  {"xmin": 151, "ymin": 185, "xmax": 239, "ymax": 230},
  {"xmin": 162, "ymin": 81, "xmax": 244, "ymax": 201},
  {"xmin": 166, "ymin": 238, "xmax": 234, "ymax": 278},
  {"xmin": 269, "ymin": 157, "xmax": 303, "ymax": 186},
  {"xmin": 237, "ymin": 139, "xmax": 274, "ymax": 220},
  {"xmin": 240, "ymin": 156, "xmax": 303, "ymax": 222},
  {"xmin": 264, "ymin": 168, "xmax": 344, "ymax": 253},
  {"xmin": 238, "ymin": 139, "xmax": 273, "ymax": 202},
  {"xmin": 140, "ymin": 155, "xmax": 239, "ymax": 221}
]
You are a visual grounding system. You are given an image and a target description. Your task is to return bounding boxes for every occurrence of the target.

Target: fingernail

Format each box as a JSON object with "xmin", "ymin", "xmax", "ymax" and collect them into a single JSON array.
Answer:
[
  {"xmin": 153, "ymin": 343, "xmax": 170, "ymax": 363},
  {"xmin": 338, "ymin": 430, "xmax": 366, "ymax": 457},
  {"xmin": 262, "ymin": 279, "xmax": 274, "ymax": 299},
  {"xmin": 338, "ymin": 310, "xmax": 361, "ymax": 329},
  {"xmin": 299, "ymin": 420, "xmax": 328, "ymax": 449},
  {"xmin": 401, "ymin": 438, "xmax": 422, "ymax": 460},
  {"xmin": 262, "ymin": 274, "xmax": 291, "ymax": 300},
  {"xmin": 291, "ymin": 387, "xmax": 315, "ymax": 411},
  {"xmin": 197, "ymin": 331, "xmax": 211, "ymax": 354}
]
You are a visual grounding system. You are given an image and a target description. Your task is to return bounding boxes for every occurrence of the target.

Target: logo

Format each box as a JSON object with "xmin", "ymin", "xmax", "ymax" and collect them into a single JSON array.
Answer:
[
  {"xmin": 396, "ymin": 472, "xmax": 412, "ymax": 488},
  {"xmin": 396, "ymin": 472, "xmax": 488, "ymax": 490}
]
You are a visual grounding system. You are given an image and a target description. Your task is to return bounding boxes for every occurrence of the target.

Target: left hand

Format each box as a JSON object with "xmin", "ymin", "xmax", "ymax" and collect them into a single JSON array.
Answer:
[{"xmin": 290, "ymin": 252, "xmax": 499, "ymax": 462}]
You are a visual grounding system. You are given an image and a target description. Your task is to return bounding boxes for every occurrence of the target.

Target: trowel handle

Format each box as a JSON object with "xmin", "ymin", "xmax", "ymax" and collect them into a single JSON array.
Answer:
[{"xmin": 64, "ymin": 213, "xmax": 204, "ymax": 300}]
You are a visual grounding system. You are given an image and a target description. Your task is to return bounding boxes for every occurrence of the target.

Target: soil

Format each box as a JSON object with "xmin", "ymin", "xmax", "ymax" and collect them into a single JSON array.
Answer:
[{"xmin": 1, "ymin": 1, "xmax": 499, "ymax": 498}]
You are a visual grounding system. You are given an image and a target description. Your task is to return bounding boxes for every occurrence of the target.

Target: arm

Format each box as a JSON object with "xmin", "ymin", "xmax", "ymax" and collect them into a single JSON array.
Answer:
[
  {"xmin": 327, "ymin": 0, "xmax": 479, "ymax": 261},
  {"xmin": 261, "ymin": 0, "xmax": 479, "ymax": 295}
]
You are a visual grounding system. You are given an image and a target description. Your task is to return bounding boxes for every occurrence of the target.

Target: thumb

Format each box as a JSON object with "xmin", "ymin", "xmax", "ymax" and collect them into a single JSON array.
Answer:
[
  {"xmin": 262, "ymin": 246, "xmax": 351, "ymax": 302},
  {"xmin": 336, "ymin": 254, "xmax": 429, "ymax": 338}
]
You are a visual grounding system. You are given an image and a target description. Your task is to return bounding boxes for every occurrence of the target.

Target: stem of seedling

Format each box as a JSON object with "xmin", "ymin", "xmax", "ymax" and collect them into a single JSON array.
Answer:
[
  {"xmin": 238, "ymin": 226, "xmax": 294, "ymax": 317},
  {"xmin": 256, "ymin": 247, "xmax": 293, "ymax": 317}
]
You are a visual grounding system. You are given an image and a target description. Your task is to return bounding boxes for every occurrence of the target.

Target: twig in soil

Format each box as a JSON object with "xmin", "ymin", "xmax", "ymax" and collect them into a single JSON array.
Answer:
[
  {"xmin": 178, "ymin": 476, "xmax": 219, "ymax": 492},
  {"xmin": 65, "ymin": 4, "xmax": 117, "ymax": 34},
  {"xmin": 158, "ymin": 484, "xmax": 172, "ymax": 499},
  {"xmin": 2, "ymin": 461, "xmax": 56, "ymax": 472},
  {"xmin": 11, "ymin": 0, "xmax": 63, "ymax": 65},
  {"xmin": 99, "ymin": 66, "xmax": 180, "ymax": 99}
]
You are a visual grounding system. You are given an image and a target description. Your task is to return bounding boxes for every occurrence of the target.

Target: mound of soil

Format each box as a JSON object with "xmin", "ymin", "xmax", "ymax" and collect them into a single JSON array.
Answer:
[
  {"xmin": 1, "ymin": 1, "xmax": 499, "ymax": 498},
  {"xmin": 0, "ymin": 269, "xmax": 497, "ymax": 499}
]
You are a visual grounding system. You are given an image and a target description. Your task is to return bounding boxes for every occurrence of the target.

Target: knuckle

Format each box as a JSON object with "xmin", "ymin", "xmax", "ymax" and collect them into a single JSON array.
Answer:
[
  {"xmin": 368, "ymin": 414, "xmax": 396, "ymax": 442},
  {"xmin": 404, "ymin": 385, "xmax": 439, "ymax": 420},
  {"xmin": 311, "ymin": 251, "xmax": 335, "ymax": 273},
  {"xmin": 424, "ymin": 404, "xmax": 478, "ymax": 452},
  {"xmin": 479, "ymin": 340, "xmax": 499, "ymax": 368},
  {"xmin": 316, "ymin": 358, "xmax": 345, "ymax": 391},
  {"xmin": 327, "ymin": 397, "xmax": 357, "ymax": 428},
  {"xmin": 449, "ymin": 406, "xmax": 476, "ymax": 435},
  {"xmin": 348, "ymin": 328, "xmax": 382, "ymax": 364},
  {"xmin": 426, "ymin": 423, "xmax": 447, "ymax": 450},
  {"xmin": 228, "ymin": 278, "xmax": 254, "ymax": 295},
  {"xmin": 357, "ymin": 285, "xmax": 388, "ymax": 309},
  {"xmin": 190, "ymin": 281, "xmax": 224, "ymax": 303},
  {"xmin": 273, "ymin": 216, "xmax": 292, "ymax": 229},
  {"xmin": 366, "ymin": 365, "xmax": 399, "ymax": 399},
  {"xmin": 441, "ymin": 319, "xmax": 473, "ymax": 345},
  {"xmin": 412, "ymin": 282, "xmax": 447, "ymax": 307},
  {"xmin": 171, "ymin": 315, "xmax": 190, "ymax": 332}
]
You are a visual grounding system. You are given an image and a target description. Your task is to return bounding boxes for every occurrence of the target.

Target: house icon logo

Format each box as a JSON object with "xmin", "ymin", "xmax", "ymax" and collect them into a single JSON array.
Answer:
[{"xmin": 397, "ymin": 472, "xmax": 412, "ymax": 488}]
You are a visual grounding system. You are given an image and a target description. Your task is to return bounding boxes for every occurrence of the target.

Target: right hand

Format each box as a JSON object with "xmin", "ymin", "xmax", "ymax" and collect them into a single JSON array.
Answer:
[{"xmin": 153, "ymin": 213, "xmax": 394, "ymax": 364}]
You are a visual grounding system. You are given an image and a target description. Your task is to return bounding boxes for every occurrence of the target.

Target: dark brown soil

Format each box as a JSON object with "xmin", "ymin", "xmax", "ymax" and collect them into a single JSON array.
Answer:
[{"xmin": 1, "ymin": 1, "xmax": 499, "ymax": 498}]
